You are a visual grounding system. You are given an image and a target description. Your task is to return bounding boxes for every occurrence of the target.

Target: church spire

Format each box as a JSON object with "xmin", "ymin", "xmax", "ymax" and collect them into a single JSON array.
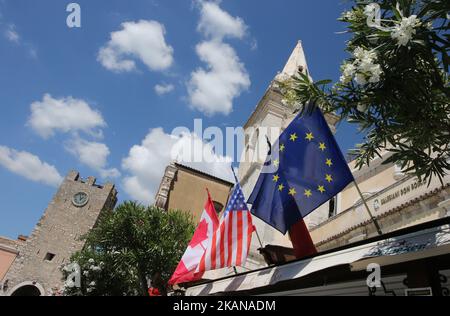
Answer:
[{"xmin": 276, "ymin": 40, "xmax": 309, "ymax": 81}]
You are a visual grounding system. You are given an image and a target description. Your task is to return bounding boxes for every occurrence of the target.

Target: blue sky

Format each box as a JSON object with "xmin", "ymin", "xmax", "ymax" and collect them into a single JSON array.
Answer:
[{"xmin": 0, "ymin": 0, "xmax": 364, "ymax": 239}]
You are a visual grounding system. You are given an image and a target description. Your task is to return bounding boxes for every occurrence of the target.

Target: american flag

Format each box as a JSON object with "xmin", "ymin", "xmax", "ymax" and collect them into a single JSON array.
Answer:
[{"xmin": 196, "ymin": 182, "xmax": 254, "ymax": 272}]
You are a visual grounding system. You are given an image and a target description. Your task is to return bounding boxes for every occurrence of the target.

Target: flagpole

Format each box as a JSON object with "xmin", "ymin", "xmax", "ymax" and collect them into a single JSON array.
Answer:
[
  {"xmin": 254, "ymin": 225, "xmax": 264, "ymax": 249},
  {"xmin": 353, "ymin": 180, "xmax": 383, "ymax": 236}
]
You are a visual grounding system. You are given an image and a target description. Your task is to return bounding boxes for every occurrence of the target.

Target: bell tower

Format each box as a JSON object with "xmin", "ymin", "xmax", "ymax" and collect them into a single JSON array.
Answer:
[
  {"xmin": 238, "ymin": 41, "xmax": 339, "ymax": 270},
  {"xmin": 1, "ymin": 171, "xmax": 117, "ymax": 296}
]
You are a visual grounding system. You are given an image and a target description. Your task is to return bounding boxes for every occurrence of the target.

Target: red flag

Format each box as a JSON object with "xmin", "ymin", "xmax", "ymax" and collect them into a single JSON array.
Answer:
[
  {"xmin": 168, "ymin": 190, "xmax": 219, "ymax": 285},
  {"xmin": 289, "ymin": 219, "xmax": 317, "ymax": 259}
]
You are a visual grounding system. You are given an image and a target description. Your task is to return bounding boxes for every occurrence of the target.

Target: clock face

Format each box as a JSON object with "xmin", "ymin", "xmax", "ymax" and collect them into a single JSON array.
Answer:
[{"xmin": 72, "ymin": 192, "xmax": 89, "ymax": 207}]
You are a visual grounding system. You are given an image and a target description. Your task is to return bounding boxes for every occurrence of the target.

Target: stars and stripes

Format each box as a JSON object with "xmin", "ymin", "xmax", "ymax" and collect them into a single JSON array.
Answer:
[{"xmin": 196, "ymin": 182, "xmax": 254, "ymax": 273}]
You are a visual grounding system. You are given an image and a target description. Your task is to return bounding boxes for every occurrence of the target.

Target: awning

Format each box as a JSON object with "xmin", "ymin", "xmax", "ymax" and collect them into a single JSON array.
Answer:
[{"xmin": 185, "ymin": 223, "xmax": 450, "ymax": 296}]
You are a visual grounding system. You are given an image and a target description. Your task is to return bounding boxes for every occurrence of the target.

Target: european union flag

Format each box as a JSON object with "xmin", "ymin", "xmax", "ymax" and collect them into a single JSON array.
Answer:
[{"xmin": 248, "ymin": 106, "xmax": 354, "ymax": 234}]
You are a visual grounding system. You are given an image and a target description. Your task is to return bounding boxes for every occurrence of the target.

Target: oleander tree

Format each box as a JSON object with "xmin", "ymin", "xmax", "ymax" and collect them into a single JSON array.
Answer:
[
  {"xmin": 62, "ymin": 202, "xmax": 195, "ymax": 296},
  {"xmin": 281, "ymin": 0, "xmax": 449, "ymax": 184}
]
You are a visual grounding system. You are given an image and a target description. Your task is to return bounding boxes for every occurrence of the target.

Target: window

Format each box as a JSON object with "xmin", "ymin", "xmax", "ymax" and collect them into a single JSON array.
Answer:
[
  {"xmin": 328, "ymin": 197, "xmax": 337, "ymax": 218},
  {"xmin": 44, "ymin": 252, "xmax": 55, "ymax": 262}
]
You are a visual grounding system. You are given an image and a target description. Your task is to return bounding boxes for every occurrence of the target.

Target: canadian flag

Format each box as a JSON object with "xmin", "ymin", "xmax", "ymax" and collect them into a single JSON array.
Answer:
[{"xmin": 168, "ymin": 190, "xmax": 219, "ymax": 285}]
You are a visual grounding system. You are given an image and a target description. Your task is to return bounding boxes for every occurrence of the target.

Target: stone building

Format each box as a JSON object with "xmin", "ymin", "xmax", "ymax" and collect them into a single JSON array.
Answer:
[
  {"xmin": 0, "ymin": 171, "xmax": 117, "ymax": 296},
  {"xmin": 155, "ymin": 162, "xmax": 234, "ymax": 223},
  {"xmin": 236, "ymin": 40, "xmax": 340, "ymax": 272}
]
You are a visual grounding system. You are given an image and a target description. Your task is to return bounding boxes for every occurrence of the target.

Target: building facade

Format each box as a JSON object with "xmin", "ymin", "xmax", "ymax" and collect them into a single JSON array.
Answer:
[
  {"xmin": 155, "ymin": 162, "xmax": 234, "ymax": 223},
  {"xmin": 0, "ymin": 236, "xmax": 26, "ymax": 282},
  {"xmin": 186, "ymin": 218, "xmax": 450, "ymax": 296},
  {"xmin": 0, "ymin": 171, "xmax": 117, "ymax": 296},
  {"xmin": 309, "ymin": 155, "xmax": 450, "ymax": 251}
]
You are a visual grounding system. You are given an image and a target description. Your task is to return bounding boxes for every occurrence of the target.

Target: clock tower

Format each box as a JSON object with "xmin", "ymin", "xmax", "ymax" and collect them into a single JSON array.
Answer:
[{"xmin": 1, "ymin": 171, "xmax": 117, "ymax": 296}]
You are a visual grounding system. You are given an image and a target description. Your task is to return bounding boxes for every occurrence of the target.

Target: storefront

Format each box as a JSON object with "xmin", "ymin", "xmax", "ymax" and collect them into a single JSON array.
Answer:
[{"xmin": 185, "ymin": 217, "xmax": 450, "ymax": 296}]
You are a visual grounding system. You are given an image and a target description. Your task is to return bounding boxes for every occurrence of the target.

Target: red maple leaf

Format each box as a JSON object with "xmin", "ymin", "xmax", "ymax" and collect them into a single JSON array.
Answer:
[{"xmin": 189, "ymin": 219, "xmax": 209, "ymax": 248}]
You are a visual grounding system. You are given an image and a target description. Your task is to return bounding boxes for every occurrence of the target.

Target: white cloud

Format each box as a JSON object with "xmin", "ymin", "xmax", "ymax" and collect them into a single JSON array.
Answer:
[
  {"xmin": 98, "ymin": 20, "xmax": 174, "ymax": 73},
  {"xmin": 0, "ymin": 146, "xmax": 63, "ymax": 187},
  {"xmin": 2, "ymin": 23, "xmax": 38, "ymax": 57},
  {"xmin": 65, "ymin": 138, "xmax": 120, "ymax": 179},
  {"xmin": 154, "ymin": 83, "xmax": 175, "ymax": 96},
  {"xmin": 28, "ymin": 46, "xmax": 38, "ymax": 59},
  {"xmin": 188, "ymin": 40, "xmax": 250, "ymax": 116},
  {"xmin": 250, "ymin": 38, "xmax": 258, "ymax": 51},
  {"xmin": 28, "ymin": 94, "xmax": 106, "ymax": 139},
  {"xmin": 4, "ymin": 24, "xmax": 19, "ymax": 43},
  {"xmin": 27, "ymin": 94, "xmax": 118, "ymax": 180},
  {"xmin": 187, "ymin": 1, "xmax": 251, "ymax": 116},
  {"xmin": 197, "ymin": 1, "xmax": 247, "ymax": 40},
  {"xmin": 122, "ymin": 128, "xmax": 233, "ymax": 204}
]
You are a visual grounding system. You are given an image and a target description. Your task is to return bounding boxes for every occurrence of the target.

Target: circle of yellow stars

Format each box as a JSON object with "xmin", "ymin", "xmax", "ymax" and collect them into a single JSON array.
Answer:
[{"xmin": 271, "ymin": 130, "xmax": 336, "ymax": 202}]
